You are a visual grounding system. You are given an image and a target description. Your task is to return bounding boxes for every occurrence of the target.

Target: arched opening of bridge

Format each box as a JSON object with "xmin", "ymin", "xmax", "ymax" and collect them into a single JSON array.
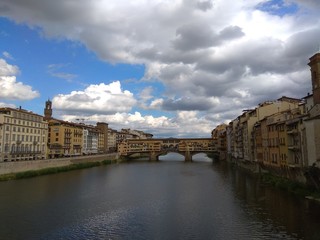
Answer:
[
  {"xmin": 192, "ymin": 153, "xmax": 213, "ymax": 162},
  {"xmin": 158, "ymin": 152, "xmax": 184, "ymax": 162}
]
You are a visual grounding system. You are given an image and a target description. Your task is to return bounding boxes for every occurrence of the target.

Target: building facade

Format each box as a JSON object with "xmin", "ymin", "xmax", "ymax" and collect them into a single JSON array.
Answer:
[
  {"xmin": 83, "ymin": 126, "xmax": 101, "ymax": 155},
  {"xmin": 0, "ymin": 107, "xmax": 48, "ymax": 162},
  {"xmin": 304, "ymin": 52, "xmax": 320, "ymax": 167},
  {"xmin": 211, "ymin": 53, "xmax": 320, "ymax": 183},
  {"xmin": 47, "ymin": 119, "xmax": 83, "ymax": 158},
  {"xmin": 96, "ymin": 122, "xmax": 108, "ymax": 153}
]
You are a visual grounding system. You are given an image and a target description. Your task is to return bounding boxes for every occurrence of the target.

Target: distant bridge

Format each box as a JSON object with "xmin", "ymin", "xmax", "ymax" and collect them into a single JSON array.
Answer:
[{"xmin": 118, "ymin": 138, "xmax": 217, "ymax": 162}]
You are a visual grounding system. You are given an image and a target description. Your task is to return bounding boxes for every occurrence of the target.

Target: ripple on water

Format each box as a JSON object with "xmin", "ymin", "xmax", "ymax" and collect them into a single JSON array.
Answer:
[{"xmin": 43, "ymin": 205, "xmax": 149, "ymax": 240}]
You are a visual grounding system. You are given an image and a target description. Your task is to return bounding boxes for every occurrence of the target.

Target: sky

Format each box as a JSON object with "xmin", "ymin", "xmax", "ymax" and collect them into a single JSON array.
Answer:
[{"xmin": 0, "ymin": 0, "xmax": 320, "ymax": 138}]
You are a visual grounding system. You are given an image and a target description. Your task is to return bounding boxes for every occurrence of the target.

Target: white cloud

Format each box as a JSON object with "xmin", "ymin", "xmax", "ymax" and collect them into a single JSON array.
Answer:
[
  {"xmin": 47, "ymin": 63, "xmax": 77, "ymax": 82},
  {"xmin": 2, "ymin": 51, "xmax": 14, "ymax": 60},
  {"xmin": 0, "ymin": 102, "xmax": 16, "ymax": 108},
  {"xmin": 0, "ymin": 0, "xmax": 319, "ymax": 136},
  {"xmin": 52, "ymin": 81, "xmax": 137, "ymax": 114},
  {"xmin": 0, "ymin": 58, "xmax": 19, "ymax": 76},
  {"xmin": 61, "ymin": 110, "xmax": 213, "ymax": 138},
  {"xmin": 0, "ymin": 58, "xmax": 39, "ymax": 100}
]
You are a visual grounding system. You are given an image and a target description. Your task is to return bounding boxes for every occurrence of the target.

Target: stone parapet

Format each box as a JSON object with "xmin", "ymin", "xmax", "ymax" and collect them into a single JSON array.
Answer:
[{"xmin": 0, "ymin": 153, "xmax": 118, "ymax": 175}]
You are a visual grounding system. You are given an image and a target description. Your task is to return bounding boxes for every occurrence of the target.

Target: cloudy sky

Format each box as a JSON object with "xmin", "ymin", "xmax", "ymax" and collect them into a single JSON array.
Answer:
[{"xmin": 0, "ymin": 0, "xmax": 320, "ymax": 137}]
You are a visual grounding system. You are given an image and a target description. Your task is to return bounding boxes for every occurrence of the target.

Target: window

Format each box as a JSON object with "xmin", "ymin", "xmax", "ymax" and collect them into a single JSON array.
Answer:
[{"xmin": 5, "ymin": 144, "xmax": 9, "ymax": 153}]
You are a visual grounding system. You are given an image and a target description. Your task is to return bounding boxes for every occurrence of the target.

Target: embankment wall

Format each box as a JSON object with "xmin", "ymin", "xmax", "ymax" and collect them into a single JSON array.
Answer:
[{"xmin": 0, "ymin": 153, "xmax": 119, "ymax": 175}]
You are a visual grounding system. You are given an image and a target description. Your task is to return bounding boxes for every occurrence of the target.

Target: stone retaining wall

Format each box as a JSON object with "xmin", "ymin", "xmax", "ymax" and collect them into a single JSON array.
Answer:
[{"xmin": 0, "ymin": 153, "xmax": 119, "ymax": 175}]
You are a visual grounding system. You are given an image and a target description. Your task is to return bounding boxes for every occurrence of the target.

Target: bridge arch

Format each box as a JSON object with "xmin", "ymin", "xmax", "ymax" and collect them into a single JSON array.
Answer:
[
  {"xmin": 191, "ymin": 152, "xmax": 214, "ymax": 162},
  {"xmin": 158, "ymin": 151, "xmax": 185, "ymax": 161}
]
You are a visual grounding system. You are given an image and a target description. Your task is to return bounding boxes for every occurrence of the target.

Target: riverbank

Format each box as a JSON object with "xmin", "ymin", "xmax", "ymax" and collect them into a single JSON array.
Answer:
[
  {"xmin": 260, "ymin": 172, "xmax": 320, "ymax": 202},
  {"xmin": 226, "ymin": 159, "xmax": 320, "ymax": 203},
  {"xmin": 0, "ymin": 159, "xmax": 117, "ymax": 181},
  {"xmin": 0, "ymin": 153, "xmax": 119, "ymax": 181}
]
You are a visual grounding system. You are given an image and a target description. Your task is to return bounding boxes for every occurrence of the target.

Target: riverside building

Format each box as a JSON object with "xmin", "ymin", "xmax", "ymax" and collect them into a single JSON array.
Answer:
[
  {"xmin": 44, "ymin": 100, "xmax": 106, "ymax": 158},
  {"xmin": 0, "ymin": 107, "xmax": 48, "ymax": 162},
  {"xmin": 212, "ymin": 52, "xmax": 320, "ymax": 182}
]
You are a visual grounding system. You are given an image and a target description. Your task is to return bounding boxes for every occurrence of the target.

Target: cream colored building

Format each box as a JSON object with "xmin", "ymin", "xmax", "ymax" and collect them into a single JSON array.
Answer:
[
  {"xmin": 107, "ymin": 128, "xmax": 117, "ymax": 152},
  {"xmin": 0, "ymin": 107, "xmax": 48, "ymax": 162},
  {"xmin": 83, "ymin": 126, "xmax": 100, "ymax": 155},
  {"xmin": 304, "ymin": 53, "xmax": 320, "ymax": 167}
]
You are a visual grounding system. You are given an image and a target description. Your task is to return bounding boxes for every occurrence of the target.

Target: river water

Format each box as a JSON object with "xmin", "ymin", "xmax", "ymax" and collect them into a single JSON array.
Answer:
[{"xmin": 0, "ymin": 153, "xmax": 320, "ymax": 240}]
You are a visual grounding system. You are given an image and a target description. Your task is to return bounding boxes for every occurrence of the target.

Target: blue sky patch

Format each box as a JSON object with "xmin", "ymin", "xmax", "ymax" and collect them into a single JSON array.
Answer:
[{"xmin": 256, "ymin": 0, "xmax": 299, "ymax": 16}]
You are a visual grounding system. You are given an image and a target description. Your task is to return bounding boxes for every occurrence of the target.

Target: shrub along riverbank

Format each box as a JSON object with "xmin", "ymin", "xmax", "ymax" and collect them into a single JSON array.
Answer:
[
  {"xmin": 261, "ymin": 172, "xmax": 320, "ymax": 201},
  {"xmin": 0, "ymin": 159, "xmax": 117, "ymax": 182}
]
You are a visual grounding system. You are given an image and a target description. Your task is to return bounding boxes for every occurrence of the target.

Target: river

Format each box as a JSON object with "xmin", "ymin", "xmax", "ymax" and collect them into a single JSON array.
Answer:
[{"xmin": 0, "ymin": 153, "xmax": 319, "ymax": 240}]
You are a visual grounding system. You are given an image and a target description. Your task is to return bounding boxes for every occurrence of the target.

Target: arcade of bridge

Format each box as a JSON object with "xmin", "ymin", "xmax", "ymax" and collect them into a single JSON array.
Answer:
[{"xmin": 118, "ymin": 138, "xmax": 217, "ymax": 162}]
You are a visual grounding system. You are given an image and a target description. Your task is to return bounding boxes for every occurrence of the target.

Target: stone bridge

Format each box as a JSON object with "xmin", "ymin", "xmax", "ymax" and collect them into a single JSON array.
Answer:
[{"xmin": 118, "ymin": 138, "xmax": 217, "ymax": 162}]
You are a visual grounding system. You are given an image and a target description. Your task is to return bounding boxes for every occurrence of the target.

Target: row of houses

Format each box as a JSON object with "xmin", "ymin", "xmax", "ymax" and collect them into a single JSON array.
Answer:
[
  {"xmin": 211, "ymin": 53, "xmax": 320, "ymax": 180},
  {"xmin": 0, "ymin": 101, "xmax": 153, "ymax": 162}
]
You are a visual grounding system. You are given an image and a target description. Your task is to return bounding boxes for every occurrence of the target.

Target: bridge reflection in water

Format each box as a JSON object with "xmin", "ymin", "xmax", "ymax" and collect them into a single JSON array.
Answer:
[{"xmin": 118, "ymin": 138, "xmax": 217, "ymax": 162}]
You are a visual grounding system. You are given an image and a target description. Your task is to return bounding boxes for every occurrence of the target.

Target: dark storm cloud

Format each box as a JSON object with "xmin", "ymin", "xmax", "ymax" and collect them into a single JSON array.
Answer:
[
  {"xmin": 292, "ymin": 0, "xmax": 320, "ymax": 9},
  {"xmin": 219, "ymin": 26, "xmax": 245, "ymax": 41},
  {"xmin": 196, "ymin": 0, "xmax": 214, "ymax": 12},
  {"xmin": 172, "ymin": 24, "xmax": 245, "ymax": 51},
  {"xmin": 162, "ymin": 97, "xmax": 217, "ymax": 111},
  {"xmin": 284, "ymin": 28, "xmax": 320, "ymax": 59}
]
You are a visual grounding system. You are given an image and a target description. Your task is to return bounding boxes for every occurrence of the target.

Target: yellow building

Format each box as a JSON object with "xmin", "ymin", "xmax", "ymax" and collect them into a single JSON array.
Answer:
[
  {"xmin": 98, "ymin": 128, "xmax": 105, "ymax": 153},
  {"xmin": 47, "ymin": 119, "xmax": 83, "ymax": 158},
  {"xmin": 96, "ymin": 122, "xmax": 108, "ymax": 153},
  {"xmin": 211, "ymin": 124, "xmax": 227, "ymax": 160},
  {"xmin": 254, "ymin": 107, "xmax": 306, "ymax": 172},
  {"xmin": 0, "ymin": 107, "xmax": 48, "ymax": 162},
  {"xmin": 227, "ymin": 96, "xmax": 302, "ymax": 163},
  {"xmin": 44, "ymin": 100, "xmax": 107, "ymax": 157}
]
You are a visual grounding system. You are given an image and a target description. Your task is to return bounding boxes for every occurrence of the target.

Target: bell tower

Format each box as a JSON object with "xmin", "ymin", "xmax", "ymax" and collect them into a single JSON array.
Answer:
[
  {"xmin": 44, "ymin": 99, "xmax": 53, "ymax": 120},
  {"xmin": 308, "ymin": 53, "xmax": 320, "ymax": 104}
]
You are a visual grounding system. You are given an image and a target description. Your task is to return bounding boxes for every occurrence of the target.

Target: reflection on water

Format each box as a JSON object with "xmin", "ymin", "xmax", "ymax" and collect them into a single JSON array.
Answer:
[
  {"xmin": 0, "ymin": 157, "xmax": 319, "ymax": 239},
  {"xmin": 159, "ymin": 152, "xmax": 213, "ymax": 162},
  {"xmin": 214, "ymin": 162, "xmax": 320, "ymax": 240}
]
